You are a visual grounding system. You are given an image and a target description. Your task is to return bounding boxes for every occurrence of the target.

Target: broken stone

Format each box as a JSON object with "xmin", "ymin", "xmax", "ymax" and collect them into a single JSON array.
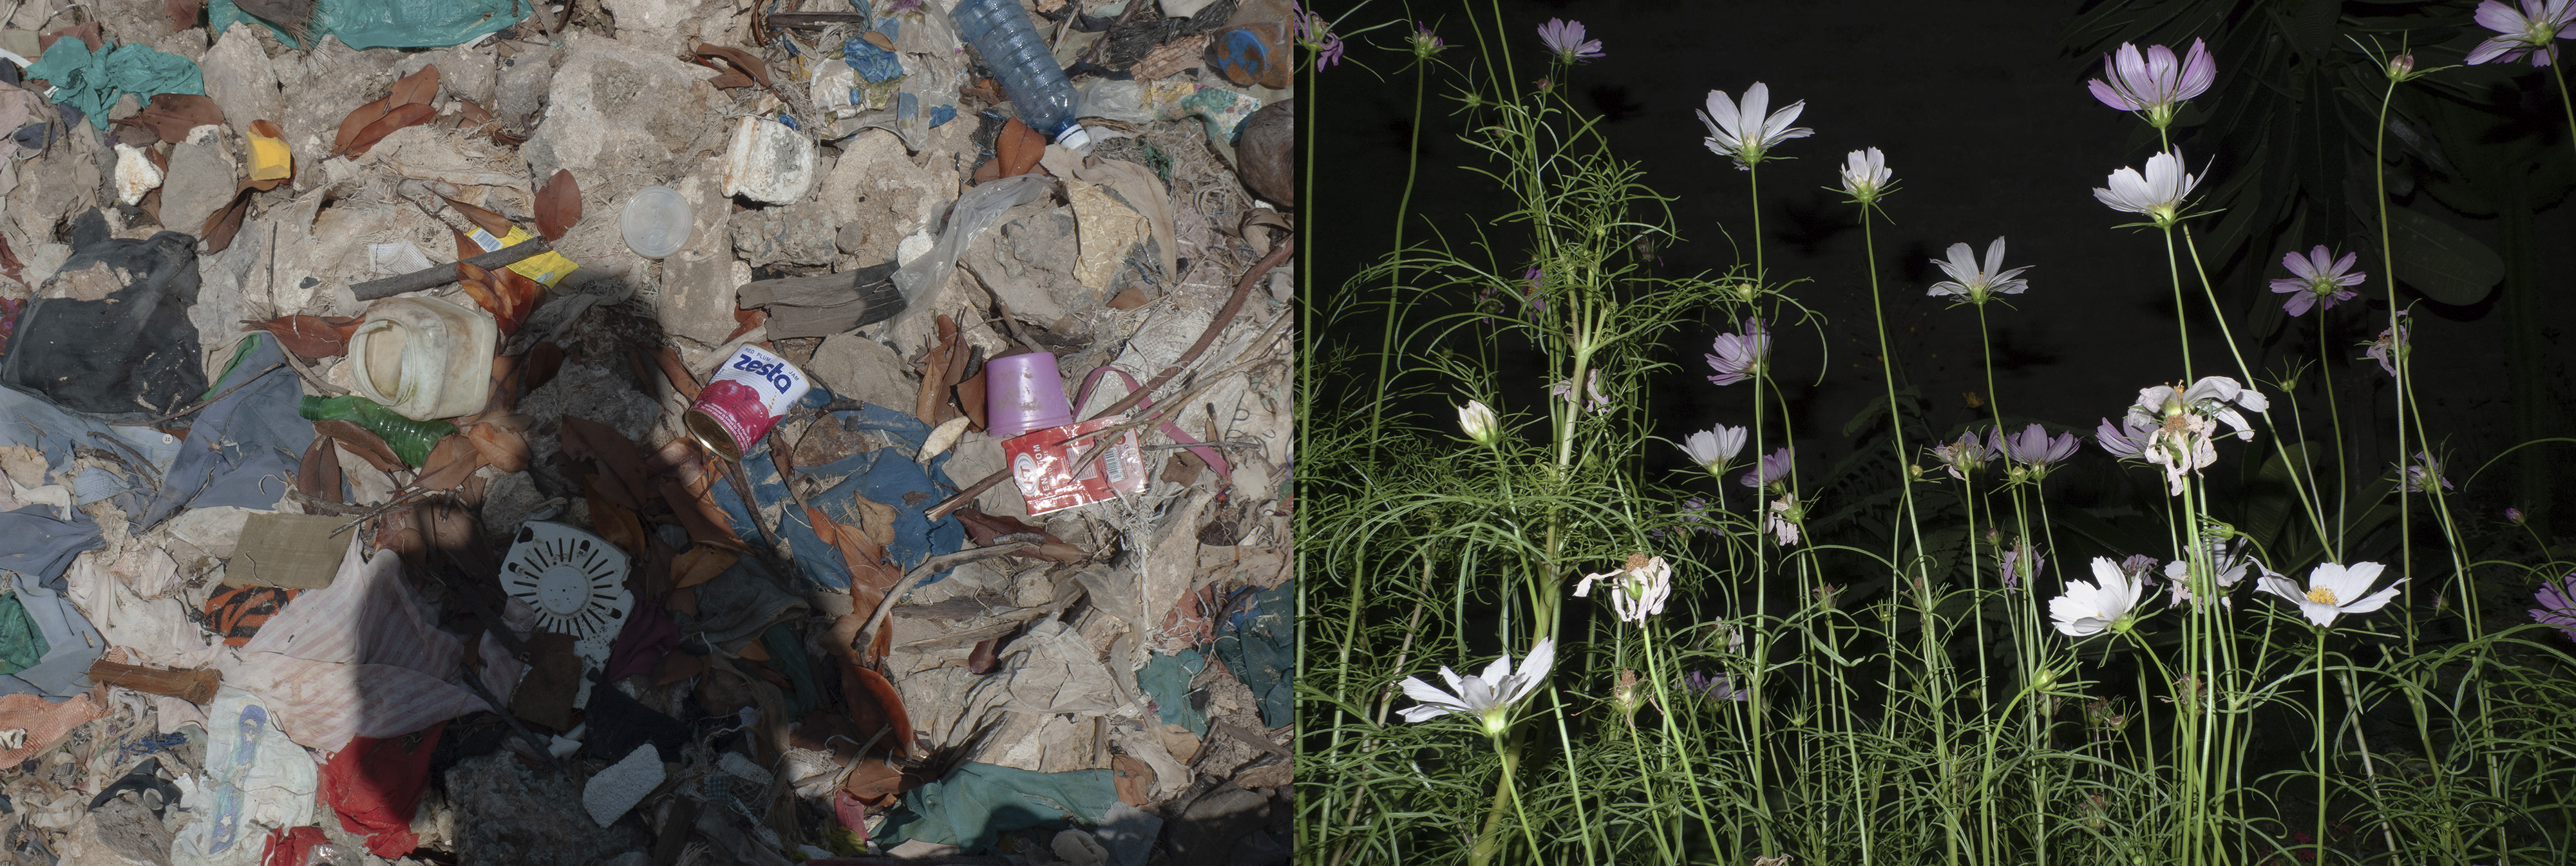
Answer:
[
  {"xmin": 275, "ymin": 37, "xmax": 402, "ymax": 188},
  {"xmin": 54, "ymin": 795, "xmax": 172, "ymax": 866},
  {"xmin": 806, "ymin": 332, "xmax": 916, "ymax": 410},
  {"xmin": 198, "ymin": 24, "xmax": 286, "ymax": 135},
  {"xmin": 522, "ymin": 33, "xmax": 721, "ymax": 186},
  {"xmin": 398, "ymin": 40, "xmax": 499, "ymax": 108},
  {"xmin": 656, "ymin": 160, "xmax": 749, "ymax": 346},
  {"xmin": 1066, "ymin": 181, "xmax": 1148, "ymax": 294},
  {"xmin": 719, "ymin": 117, "xmax": 818, "ymax": 205},
  {"xmin": 492, "ymin": 41, "xmax": 558, "ymax": 138},
  {"xmin": 158, "ymin": 136, "xmax": 237, "ymax": 238},
  {"xmin": 111, "ymin": 144, "xmax": 162, "ymax": 205},
  {"xmin": 729, "ymin": 207, "xmax": 839, "ymax": 268}
]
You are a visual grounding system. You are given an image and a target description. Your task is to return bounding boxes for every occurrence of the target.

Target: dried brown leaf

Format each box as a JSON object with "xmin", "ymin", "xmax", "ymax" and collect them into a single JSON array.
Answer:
[
  {"xmin": 559, "ymin": 416, "xmax": 650, "ymax": 510},
  {"xmin": 691, "ymin": 44, "xmax": 774, "ymax": 91},
  {"xmin": 296, "ymin": 435, "xmax": 343, "ymax": 504},
  {"xmin": 524, "ymin": 343, "xmax": 565, "ymax": 391},
  {"xmin": 411, "ymin": 434, "xmax": 489, "ymax": 493},
  {"xmin": 332, "ymin": 95, "xmax": 393, "ymax": 156},
  {"xmin": 994, "ymin": 118, "xmax": 1044, "ymax": 179},
  {"xmin": 199, "ymin": 189, "xmax": 255, "ymax": 254},
  {"xmin": 535, "ymin": 169, "xmax": 582, "ymax": 241},
  {"xmin": 341, "ymin": 102, "xmax": 434, "ymax": 158},
  {"xmin": 442, "ymin": 196, "xmax": 515, "ymax": 236},
  {"xmin": 585, "ymin": 475, "xmax": 649, "ymax": 553},
  {"xmin": 670, "ymin": 545, "xmax": 737, "ymax": 591},
  {"xmin": 388, "ymin": 65, "xmax": 441, "ymax": 108},
  {"xmin": 465, "ymin": 419, "xmax": 531, "ymax": 473},
  {"xmin": 240, "ymin": 314, "xmax": 359, "ymax": 359},
  {"xmin": 967, "ymin": 638, "xmax": 999, "ymax": 675},
  {"xmin": 649, "ymin": 344, "xmax": 699, "ymax": 401},
  {"xmin": 840, "ymin": 664, "xmax": 914, "ymax": 758}
]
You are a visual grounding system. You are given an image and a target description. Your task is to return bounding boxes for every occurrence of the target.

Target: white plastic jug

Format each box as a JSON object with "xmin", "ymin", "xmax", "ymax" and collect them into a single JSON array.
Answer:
[{"xmin": 346, "ymin": 296, "xmax": 498, "ymax": 421}]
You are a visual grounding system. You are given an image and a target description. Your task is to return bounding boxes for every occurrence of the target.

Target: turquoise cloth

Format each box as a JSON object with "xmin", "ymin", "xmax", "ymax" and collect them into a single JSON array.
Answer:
[
  {"xmin": 1137, "ymin": 650, "xmax": 1208, "ymax": 736},
  {"xmin": 1213, "ymin": 581, "xmax": 1293, "ymax": 728},
  {"xmin": 23, "ymin": 40, "xmax": 205, "ymax": 129},
  {"xmin": 880, "ymin": 763, "xmax": 1120, "ymax": 852},
  {"xmin": 209, "ymin": 0, "xmax": 528, "ymax": 51},
  {"xmin": 0, "ymin": 592, "xmax": 48, "ymax": 675}
]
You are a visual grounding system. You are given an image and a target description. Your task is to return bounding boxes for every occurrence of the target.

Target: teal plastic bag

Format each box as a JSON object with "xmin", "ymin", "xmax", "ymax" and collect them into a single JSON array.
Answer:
[
  {"xmin": 879, "ymin": 763, "xmax": 1120, "ymax": 852},
  {"xmin": 1213, "ymin": 581, "xmax": 1293, "ymax": 728},
  {"xmin": 23, "ymin": 40, "xmax": 206, "ymax": 129},
  {"xmin": 209, "ymin": 0, "xmax": 529, "ymax": 52},
  {"xmin": 1137, "ymin": 649, "xmax": 1209, "ymax": 736}
]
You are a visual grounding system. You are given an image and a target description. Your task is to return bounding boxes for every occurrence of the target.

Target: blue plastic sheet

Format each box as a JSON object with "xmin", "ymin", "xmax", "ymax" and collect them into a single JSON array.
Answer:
[
  {"xmin": 706, "ymin": 391, "xmax": 965, "ymax": 591},
  {"xmin": 879, "ymin": 763, "xmax": 1120, "ymax": 852},
  {"xmin": 22, "ymin": 39, "xmax": 205, "ymax": 130},
  {"xmin": 209, "ymin": 0, "xmax": 529, "ymax": 51}
]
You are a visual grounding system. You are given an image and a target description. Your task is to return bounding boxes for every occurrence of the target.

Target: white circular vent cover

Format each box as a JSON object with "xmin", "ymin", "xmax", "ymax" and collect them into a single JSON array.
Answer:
[{"xmin": 502, "ymin": 522, "xmax": 635, "ymax": 670}]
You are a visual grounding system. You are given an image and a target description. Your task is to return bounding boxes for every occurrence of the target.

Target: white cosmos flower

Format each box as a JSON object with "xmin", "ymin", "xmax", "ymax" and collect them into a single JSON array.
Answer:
[
  {"xmin": 2094, "ymin": 149, "xmax": 2205, "ymax": 227},
  {"xmin": 1837, "ymin": 147, "xmax": 1893, "ymax": 203},
  {"xmin": 1575, "ymin": 555, "xmax": 1674, "ymax": 625},
  {"xmin": 2163, "ymin": 538, "xmax": 2268, "ymax": 610},
  {"xmin": 1698, "ymin": 82, "xmax": 1814, "ymax": 170},
  {"xmin": 2257, "ymin": 561, "xmax": 2403, "ymax": 628},
  {"xmin": 1926, "ymin": 237, "xmax": 2032, "ymax": 303},
  {"xmin": 1457, "ymin": 400, "xmax": 1501, "ymax": 446},
  {"xmin": 2051, "ymin": 557, "xmax": 2146, "ymax": 637},
  {"xmin": 2127, "ymin": 376, "xmax": 2269, "ymax": 442},
  {"xmin": 1680, "ymin": 425, "xmax": 1748, "ymax": 475},
  {"xmin": 1398, "ymin": 639, "xmax": 1557, "ymax": 735}
]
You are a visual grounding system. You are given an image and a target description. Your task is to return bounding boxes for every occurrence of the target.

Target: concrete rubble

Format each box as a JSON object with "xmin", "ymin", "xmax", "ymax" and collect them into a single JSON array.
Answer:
[{"xmin": 0, "ymin": 0, "xmax": 1296, "ymax": 863}]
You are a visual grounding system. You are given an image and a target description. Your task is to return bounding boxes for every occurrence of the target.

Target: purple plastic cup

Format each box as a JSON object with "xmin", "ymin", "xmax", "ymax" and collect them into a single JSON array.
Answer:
[{"xmin": 985, "ymin": 352, "xmax": 1075, "ymax": 440}]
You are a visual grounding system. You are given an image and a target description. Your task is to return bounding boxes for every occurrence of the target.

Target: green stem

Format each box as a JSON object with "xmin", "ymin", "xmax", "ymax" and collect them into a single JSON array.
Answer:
[{"xmin": 1366, "ymin": 61, "xmax": 1430, "ymax": 453}]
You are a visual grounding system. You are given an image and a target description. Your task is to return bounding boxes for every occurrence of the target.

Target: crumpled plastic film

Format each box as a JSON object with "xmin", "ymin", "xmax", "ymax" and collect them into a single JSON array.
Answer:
[{"xmin": 891, "ymin": 173, "xmax": 1052, "ymax": 302}]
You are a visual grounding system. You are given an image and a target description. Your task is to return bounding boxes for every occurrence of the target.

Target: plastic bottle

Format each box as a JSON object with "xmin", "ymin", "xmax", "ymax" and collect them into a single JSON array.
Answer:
[
  {"xmin": 345, "ymin": 296, "xmax": 498, "ymax": 422},
  {"xmin": 948, "ymin": 0, "xmax": 1090, "ymax": 148},
  {"xmin": 298, "ymin": 396, "xmax": 458, "ymax": 467}
]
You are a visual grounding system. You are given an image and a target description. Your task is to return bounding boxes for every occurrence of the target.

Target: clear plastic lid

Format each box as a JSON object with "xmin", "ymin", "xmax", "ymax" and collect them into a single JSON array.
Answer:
[{"xmin": 621, "ymin": 185, "xmax": 693, "ymax": 259}]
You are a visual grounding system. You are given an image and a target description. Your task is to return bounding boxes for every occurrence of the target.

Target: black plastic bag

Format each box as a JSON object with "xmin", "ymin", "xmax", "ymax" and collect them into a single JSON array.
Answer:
[{"xmin": 0, "ymin": 211, "xmax": 209, "ymax": 424}]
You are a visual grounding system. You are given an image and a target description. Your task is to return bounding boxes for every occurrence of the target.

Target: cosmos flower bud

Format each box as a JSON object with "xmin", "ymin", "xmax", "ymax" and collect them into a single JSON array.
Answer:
[{"xmin": 1457, "ymin": 400, "xmax": 1501, "ymax": 447}]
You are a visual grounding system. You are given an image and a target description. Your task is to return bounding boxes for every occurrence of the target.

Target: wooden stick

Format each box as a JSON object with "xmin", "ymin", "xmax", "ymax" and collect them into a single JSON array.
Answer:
[
  {"xmin": 87, "ymin": 659, "xmax": 220, "ymax": 704},
  {"xmin": 350, "ymin": 238, "xmax": 556, "ymax": 301}
]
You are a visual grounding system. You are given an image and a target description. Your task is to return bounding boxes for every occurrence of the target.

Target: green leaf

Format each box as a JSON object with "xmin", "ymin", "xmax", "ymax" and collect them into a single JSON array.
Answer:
[{"xmin": 2380, "ymin": 205, "xmax": 2503, "ymax": 305}]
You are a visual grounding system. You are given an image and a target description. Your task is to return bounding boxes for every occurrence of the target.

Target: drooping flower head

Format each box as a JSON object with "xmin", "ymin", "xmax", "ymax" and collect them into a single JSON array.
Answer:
[
  {"xmin": 2123, "ymin": 377, "xmax": 2270, "ymax": 495},
  {"xmin": 1739, "ymin": 446, "xmax": 1794, "ymax": 490},
  {"xmin": 2000, "ymin": 536, "xmax": 2043, "ymax": 591},
  {"xmin": 1698, "ymin": 83, "xmax": 1814, "ymax": 170},
  {"xmin": 1292, "ymin": 3, "xmax": 1345, "ymax": 70},
  {"xmin": 2164, "ymin": 536, "xmax": 2266, "ymax": 610},
  {"xmin": 1537, "ymin": 19, "xmax": 1604, "ymax": 64},
  {"xmin": 1551, "ymin": 370, "xmax": 1610, "ymax": 414},
  {"xmin": 1932, "ymin": 431, "xmax": 1989, "ymax": 481},
  {"xmin": 2400, "ymin": 450, "xmax": 2454, "ymax": 494},
  {"xmin": 1765, "ymin": 494, "xmax": 1804, "ymax": 546},
  {"xmin": 1680, "ymin": 424, "xmax": 1748, "ymax": 477},
  {"xmin": 1408, "ymin": 21, "xmax": 1447, "ymax": 59},
  {"xmin": 2085, "ymin": 39, "xmax": 2217, "ymax": 128},
  {"xmin": 2363, "ymin": 310, "xmax": 2410, "ymax": 377},
  {"xmin": 2532, "ymin": 570, "xmax": 2576, "ymax": 641},
  {"xmin": 1926, "ymin": 237, "xmax": 2032, "ymax": 305},
  {"xmin": 1682, "ymin": 670, "xmax": 1752, "ymax": 702},
  {"xmin": 1457, "ymin": 400, "xmax": 1501, "ymax": 447},
  {"xmin": 1836, "ymin": 147, "xmax": 1894, "ymax": 204},
  {"xmin": 2466, "ymin": 0, "xmax": 2576, "ymax": 66},
  {"xmin": 1705, "ymin": 317, "xmax": 1771, "ymax": 386},
  {"xmin": 1397, "ymin": 639, "xmax": 1557, "ymax": 736},
  {"xmin": 1991, "ymin": 422, "xmax": 2080, "ymax": 480},
  {"xmin": 2508, "ymin": 507, "xmax": 2527, "ymax": 525},
  {"xmin": 2268, "ymin": 245, "xmax": 2365, "ymax": 317},
  {"xmin": 2257, "ymin": 561, "xmax": 2403, "ymax": 628},
  {"xmin": 2052, "ymin": 557, "xmax": 2148, "ymax": 637},
  {"xmin": 1575, "ymin": 554, "xmax": 1674, "ymax": 624},
  {"xmin": 2094, "ymin": 149, "xmax": 2206, "ymax": 228}
]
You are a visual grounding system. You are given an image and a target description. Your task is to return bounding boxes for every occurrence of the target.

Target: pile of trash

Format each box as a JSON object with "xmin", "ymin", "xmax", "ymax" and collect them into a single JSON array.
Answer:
[{"xmin": 0, "ymin": 0, "xmax": 1294, "ymax": 861}]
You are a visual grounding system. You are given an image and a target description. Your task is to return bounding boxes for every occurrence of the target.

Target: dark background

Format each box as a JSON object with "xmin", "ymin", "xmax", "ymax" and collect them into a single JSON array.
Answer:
[{"xmin": 1307, "ymin": 0, "xmax": 2576, "ymax": 545}]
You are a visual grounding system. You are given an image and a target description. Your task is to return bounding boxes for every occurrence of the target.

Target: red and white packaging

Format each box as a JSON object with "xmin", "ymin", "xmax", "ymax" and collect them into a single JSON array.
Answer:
[{"xmin": 1003, "ymin": 416, "xmax": 1148, "ymax": 515}]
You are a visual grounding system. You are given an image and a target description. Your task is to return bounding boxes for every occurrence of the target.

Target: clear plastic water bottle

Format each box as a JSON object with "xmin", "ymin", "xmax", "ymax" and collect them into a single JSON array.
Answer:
[{"xmin": 949, "ymin": 0, "xmax": 1090, "ymax": 148}]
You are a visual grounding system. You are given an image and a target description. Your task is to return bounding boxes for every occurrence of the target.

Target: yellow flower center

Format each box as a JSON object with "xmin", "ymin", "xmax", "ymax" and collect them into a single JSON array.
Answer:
[{"xmin": 2306, "ymin": 587, "xmax": 2340, "ymax": 605}]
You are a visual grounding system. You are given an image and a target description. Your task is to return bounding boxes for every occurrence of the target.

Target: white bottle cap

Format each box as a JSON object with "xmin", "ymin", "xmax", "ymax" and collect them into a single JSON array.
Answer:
[{"xmin": 1054, "ymin": 124, "xmax": 1092, "ymax": 150}]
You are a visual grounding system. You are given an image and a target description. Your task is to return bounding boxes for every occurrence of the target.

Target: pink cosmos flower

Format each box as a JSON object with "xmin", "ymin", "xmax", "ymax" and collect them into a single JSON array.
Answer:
[
  {"xmin": 2467, "ymin": 0, "xmax": 2576, "ymax": 66},
  {"xmin": 1698, "ymin": 83, "xmax": 1813, "ymax": 170},
  {"xmin": 1926, "ymin": 237, "xmax": 2033, "ymax": 303},
  {"xmin": 1740, "ymin": 447, "xmax": 1794, "ymax": 489},
  {"xmin": 1537, "ymin": 19, "xmax": 1604, "ymax": 63},
  {"xmin": 2086, "ymin": 40, "xmax": 2217, "ymax": 127},
  {"xmin": 2363, "ymin": 310, "xmax": 2410, "ymax": 377},
  {"xmin": 2532, "ymin": 571, "xmax": 2576, "ymax": 641},
  {"xmin": 2268, "ymin": 245, "xmax": 2365, "ymax": 317},
  {"xmin": 1705, "ymin": 317, "xmax": 1770, "ymax": 386}
]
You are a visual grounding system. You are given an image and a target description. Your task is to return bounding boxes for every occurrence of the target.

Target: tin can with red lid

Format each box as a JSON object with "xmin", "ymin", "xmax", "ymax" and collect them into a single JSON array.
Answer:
[{"xmin": 684, "ymin": 344, "xmax": 813, "ymax": 461}]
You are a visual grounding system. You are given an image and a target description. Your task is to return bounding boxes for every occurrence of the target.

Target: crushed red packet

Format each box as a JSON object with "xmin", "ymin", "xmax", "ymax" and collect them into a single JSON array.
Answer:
[{"xmin": 1001, "ymin": 415, "xmax": 1148, "ymax": 515}]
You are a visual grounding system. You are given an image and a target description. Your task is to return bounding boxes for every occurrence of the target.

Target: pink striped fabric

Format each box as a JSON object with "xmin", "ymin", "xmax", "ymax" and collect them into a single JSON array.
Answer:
[{"xmin": 222, "ymin": 536, "xmax": 520, "ymax": 753}]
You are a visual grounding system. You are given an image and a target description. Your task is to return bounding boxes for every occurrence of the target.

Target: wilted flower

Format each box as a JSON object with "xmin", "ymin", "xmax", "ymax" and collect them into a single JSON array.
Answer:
[
  {"xmin": 2085, "ymin": 39, "xmax": 2217, "ymax": 129},
  {"xmin": 1574, "ymin": 554, "xmax": 1674, "ymax": 625},
  {"xmin": 1551, "ymin": 370, "xmax": 1610, "ymax": 413},
  {"xmin": 1293, "ymin": 4, "xmax": 1345, "ymax": 70},
  {"xmin": 2094, "ymin": 149, "xmax": 2205, "ymax": 228},
  {"xmin": 1931, "ymin": 432, "xmax": 1989, "ymax": 480},
  {"xmin": 2363, "ymin": 310, "xmax": 2410, "ymax": 377},
  {"xmin": 1536, "ymin": 18, "xmax": 1604, "ymax": 63},
  {"xmin": 1682, "ymin": 670, "xmax": 1751, "ymax": 702},
  {"xmin": 1992, "ymin": 422, "xmax": 2081, "ymax": 480},
  {"xmin": 2268, "ymin": 245, "xmax": 2365, "ymax": 317},
  {"xmin": 2164, "ymin": 537, "xmax": 2265, "ymax": 610},
  {"xmin": 2466, "ymin": 0, "xmax": 2576, "ymax": 66},
  {"xmin": 1765, "ymin": 494, "xmax": 1804, "ymax": 546},
  {"xmin": 2532, "ymin": 571, "xmax": 2576, "ymax": 640},
  {"xmin": 2052, "ymin": 557, "xmax": 2148, "ymax": 637},
  {"xmin": 2401, "ymin": 450, "xmax": 2454, "ymax": 493},
  {"xmin": 1705, "ymin": 317, "xmax": 1771, "ymax": 386},
  {"xmin": 1397, "ymin": 639, "xmax": 1556, "ymax": 735},
  {"xmin": 1408, "ymin": 21, "xmax": 1447, "ymax": 59},
  {"xmin": 2121, "ymin": 554, "xmax": 2162, "ymax": 583},
  {"xmin": 1740, "ymin": 447, "xmax": 1794, "ymax": 490},
  {"xmin": 2125, "ymin": 376, "xmax": 2270, "ymax": 494},
  {"xmin": 1681, "ymin": 425, "xmax": 1749, "ymax": 476},
  {"xmin": 1836, "ymin": 147, "xmax": 1893, "ymax": 204},
  {"xmin": 2095, "ymin": 415, "xmax": 2158, "ymax": 460},
  {"xmin": 1457, "ymin": 400, "xmax": 1502, "ymax": 447},
  {"xmin": 2000, "ymin": 536, "xmax": 2043, "ymax": 591},
  {"xmin": 1698, "ymin": 82, "xmax": 1814, "ymax": 170},
  {"xmin": 2257, "ymin": 561, "xmax": 2403, "ymax": 628},
  {"xmin": 1926, "ymin": 237, "xmax": 2032, "ymax": 304},
  {"xmin": 1611, "ymin": 669, "xmax": 1648, "ymax": 727}
]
